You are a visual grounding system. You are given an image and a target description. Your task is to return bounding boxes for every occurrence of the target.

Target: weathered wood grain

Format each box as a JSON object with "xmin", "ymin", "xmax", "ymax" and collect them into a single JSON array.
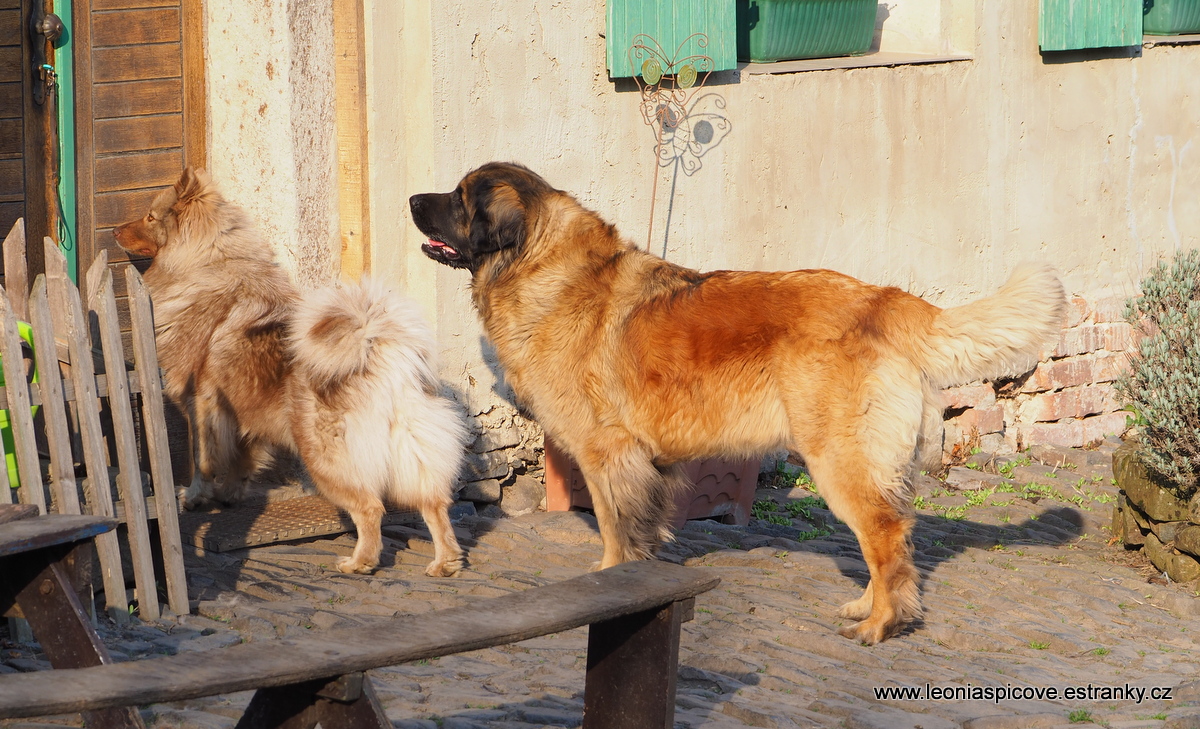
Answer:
[
  {"xmin": 87, "ymin": 259, "xmax": 159, "ymax": 620},
  {"xmin": 0, "ymin": 561, "xmax": 719, "ymax": 717}
]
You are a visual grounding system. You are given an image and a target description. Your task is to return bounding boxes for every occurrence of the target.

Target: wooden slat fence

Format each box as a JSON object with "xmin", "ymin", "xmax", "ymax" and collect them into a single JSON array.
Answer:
[{"xmin": 0, "ymin": 219, "xmax": 186, "ymax": 621}]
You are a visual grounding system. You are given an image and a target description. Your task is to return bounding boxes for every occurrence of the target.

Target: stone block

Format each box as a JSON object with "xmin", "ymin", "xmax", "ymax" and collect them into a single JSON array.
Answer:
[
  {"xmin": 1054, "ymin": 324, "xmax": 1107, "ymax": 358},
  {"xmin": 947, "ymin": 404, "xmax": 1005, "ymax": 435},
  {"xmin": 1103, "ymin": 321, "xmax": 1136, "ymax": 351},
  {"xmin": 1065, "ymin": 297, "xmax": 1091, "ymax": 328},
  {"xmin": 1144, "ymin": 532, "xmax": 1200, "ymax": 583},
  {"xmin": 499, "ymin": 474, "xmax": 545, "ymax": 517},
  {"xmin": 1093, "ymin": 295, "xmax": 1128, "ymax": 323},
  {"xmin": 1022, "ymin": 385, "xmax": 1118, "ymax": 422},
  {"xmin": 1081, "ymin": 411, "xmax": 1128, "ymax": 443},
  {"xmin": 1113, "ymin": 442, "xmax": 1192, "ymax": 522},
  {"xmin": 1021, "ymin": 352, "xmax": 1131, "ymax": 392},
  {"xmin": 459, "ymin": 478, "xmax": 502, "ymax": 504},
  {"xmin": 1176, "ymin": 524, "xmax": 1200, "ymax": 558},
  {"xmin": 1148, "ymin": 518, "xmax": 1181, "ymax": 542},
  {"xmin": 941, "ymin": 384, "xmax": 996, "ymax": 410}
]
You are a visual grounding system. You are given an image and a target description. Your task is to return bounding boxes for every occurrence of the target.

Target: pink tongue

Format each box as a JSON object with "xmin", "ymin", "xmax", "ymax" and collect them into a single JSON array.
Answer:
[{"xmin": 430, "ymin": 240, "xmax": 459, "ymax": 255}]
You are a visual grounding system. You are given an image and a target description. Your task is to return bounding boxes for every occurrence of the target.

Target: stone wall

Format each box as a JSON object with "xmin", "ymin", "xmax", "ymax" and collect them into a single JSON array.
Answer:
[{"xmin": 942, "ymin": 294, "xmax": 1137, "ymax": 455}]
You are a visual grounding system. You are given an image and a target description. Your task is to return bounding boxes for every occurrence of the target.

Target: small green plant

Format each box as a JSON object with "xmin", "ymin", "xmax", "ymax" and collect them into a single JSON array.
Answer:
[
  {"xmin": 1068, "ymin": 709, "xmax": 1093, "ymax": 723},
  {"xmin": 1091, "ymin": 646, "xmax": 1110, "ymax": 656},
  {"xmin": 1029, "ymin": 640, "xmax": 1050, "ymax": 650},
  {"xmin": 795, "ymin": 526, "xmax": 834, "ymax": 541},
  {"xmin": 785, "ymin": 495, "xmax": 827, "ymax": 519},
  {"xmin": 1116, "ymin": 248, "xmax": 1200, "ymax": 499}
]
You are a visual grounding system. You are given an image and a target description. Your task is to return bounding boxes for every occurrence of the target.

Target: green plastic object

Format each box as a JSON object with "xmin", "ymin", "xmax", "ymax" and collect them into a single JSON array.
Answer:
[
  {"xmin": 2, "ymin": 321, "xmax": 39, "ymax": 489},
  {"xmin": 737, "ymin": 0, "xmax": 877, "ymax": 63},
  {"xmin": 606, "ymin": 0, "xmax": 738, "ymax": 78},
  {"xmin": 1144, "ymin": 0, "xmax": 1200, "ymax": 34},
  {"xmin": 1039, "ymin": 0, "xmax": 1142, "ymax": 51}
]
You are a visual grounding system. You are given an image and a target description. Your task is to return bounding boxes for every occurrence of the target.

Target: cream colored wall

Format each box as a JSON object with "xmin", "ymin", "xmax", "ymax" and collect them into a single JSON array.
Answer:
[
  {"xmin": 205, "ymin": 0, "xmax": 340, "ymax": 289},
  {"xmin": 356, "ymin": 0, "xmax": 1198, "ymax": 423},
  {"xmin": 206, "ymin": 0, "xmax": 1199, "ymax": 434}
]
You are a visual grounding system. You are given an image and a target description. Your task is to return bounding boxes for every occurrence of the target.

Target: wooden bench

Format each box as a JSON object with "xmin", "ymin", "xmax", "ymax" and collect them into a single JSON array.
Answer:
[{"xmin": 0, "ymin": 560, "xmax": 719, "ymax": 729}]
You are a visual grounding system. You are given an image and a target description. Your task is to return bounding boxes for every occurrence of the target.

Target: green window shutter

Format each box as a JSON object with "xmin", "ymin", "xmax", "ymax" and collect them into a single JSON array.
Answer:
[
  {"xmin": 607, "ymin": 0, "xmax": 737, "ymax": 78},
  {"xmin": 1039, "ymin": 0, "xmax": 1142, "ymax": 50}
]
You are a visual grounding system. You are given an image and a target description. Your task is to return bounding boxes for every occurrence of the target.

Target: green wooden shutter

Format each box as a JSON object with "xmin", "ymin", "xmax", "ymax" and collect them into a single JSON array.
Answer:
[
  {"xmin": 1039, "ymin": 0, "xmax": 1142, "ymax": 50},
  {"xmin": 607, "ymin": 0, "xmax": 737, "ymax": 78}
]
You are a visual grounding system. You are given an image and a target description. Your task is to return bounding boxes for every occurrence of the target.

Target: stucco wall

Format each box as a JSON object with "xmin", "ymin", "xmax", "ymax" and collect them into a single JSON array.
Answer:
[
  {"xmin": 204, "ymin": 0, "xmax": 1200, "ymax": 474},
  {"xmin": 353, "ymin": 0, "xmax": 1197, "ymax": 459},
  {"xmin": 205, "ymin": 0, "xmax": 340, "ymax": 289}
]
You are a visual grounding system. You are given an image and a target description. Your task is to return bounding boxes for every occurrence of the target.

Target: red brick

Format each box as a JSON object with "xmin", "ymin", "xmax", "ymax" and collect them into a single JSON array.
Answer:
[
  {"xmin": 1082, "ymin": 411, "xmax": 1129, "ymax": 442},
  {"xmin": 1021, "ymin": 352, "xmax": 1133, "ymax": 391},
  {"xmin": 1023, "ymin": 420, "xmax": 1086, "ymax": 448},
  {"xmin": 1103, "ymin": 322, "xmax": 1137, "ymax": 352},
  {"xmin": 1065, "ymin": 297, "xmax": 1090, "ymax": 328},
  {"xmin": 947, "ymin": 404, "xmax": 1005, "ymax": 435},
  {"xmin": 1054, "ymin": 324, "xmax": 1107, "ymax": 358},
  {"xmin": 1093, "ymin": 295, "xmax": 1129, "ymax": 323},
  {"xmin": 1021, "ymin": 411, "xmax": 1129, "ymax": 448},
  {"xmin": 1023, "ymin": 384, "xmax": 1120, "ymax": 422},
  {"xmin": 1091, "ymin": 352, "xmax": 1132, "ymax": 383},
  {"xmin": 941, "ymin": 384, "xmax": 996, "ymax": 410}
]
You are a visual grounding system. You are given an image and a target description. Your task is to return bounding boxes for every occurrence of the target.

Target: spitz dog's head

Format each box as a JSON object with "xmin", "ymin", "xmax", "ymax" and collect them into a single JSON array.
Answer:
[{"xmin": 112, "ymin": 167, "xmax": 222, "ymax": 260}]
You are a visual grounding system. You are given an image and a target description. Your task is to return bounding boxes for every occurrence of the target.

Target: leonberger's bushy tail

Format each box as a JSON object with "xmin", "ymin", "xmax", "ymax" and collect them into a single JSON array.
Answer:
[
  {"xmin": 922, "ymin": 263, "xmax": 1066, "ymax": 389},
  {"xmin": 289, "ymin": 278, "xmax": 441, "ymax": 396}
]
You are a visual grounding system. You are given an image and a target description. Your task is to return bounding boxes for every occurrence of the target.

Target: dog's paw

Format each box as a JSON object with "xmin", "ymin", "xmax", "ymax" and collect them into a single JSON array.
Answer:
[
  {"xmin": 176, "ymin": 486, "xmax": 204, "ymax": 511},
  {"xmin": 336, "ymin": 556, "xmax": 377, "ymax": 575},
  {"xmin": 838, "ymin": 596, "xmax": 873, "ymax": 621},
  {"xmin": 837, "ymin": 618, "xmax": 900, "ymax": 646},
  {"xmin": 425, "ymin": 557, "xmax": 463, "ymax": 578}
]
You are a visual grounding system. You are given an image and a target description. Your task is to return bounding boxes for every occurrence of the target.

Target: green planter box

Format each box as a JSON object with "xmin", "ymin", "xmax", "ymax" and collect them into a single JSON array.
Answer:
[
  {"xmin": 607, "ymin": 0, "xmax": 738, "ymax": 79},
  {"xmin": 1039, "ymin": 0, "xmax": 1142, "ymax": 50},
  {"xmin": 1144, "ymin": 0, "xmax": 1200, "ymax": 34},
  {"xmin": 737, "ymin": 0, "xmax": 877, "ymax": 63}
]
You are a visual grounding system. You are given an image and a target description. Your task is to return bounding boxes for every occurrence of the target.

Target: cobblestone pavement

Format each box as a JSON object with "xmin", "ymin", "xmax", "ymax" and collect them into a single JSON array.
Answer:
[{"xmin": 4, "ymin": 439, "xmax": 1200, "ymax": 729}]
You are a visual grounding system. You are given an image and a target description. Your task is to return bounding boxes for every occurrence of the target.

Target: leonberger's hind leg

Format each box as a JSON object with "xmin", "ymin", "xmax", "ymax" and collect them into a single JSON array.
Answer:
[
  {"xmin": 575, "ymin": 444, "xmax": 684, "ymax": 570},
  {"xmin": 180, "ymin": 395, "xmax": 239, "ymax": 510},
  {"xmin": 805, "ymin": 453, "xmax": 920, "ymax": 645}
]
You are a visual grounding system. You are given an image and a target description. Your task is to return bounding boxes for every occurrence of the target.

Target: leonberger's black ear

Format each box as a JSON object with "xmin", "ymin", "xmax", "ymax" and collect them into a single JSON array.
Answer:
[{"xmin": 468, "ymin": 181, "xmax": 527, "ymax": 254}]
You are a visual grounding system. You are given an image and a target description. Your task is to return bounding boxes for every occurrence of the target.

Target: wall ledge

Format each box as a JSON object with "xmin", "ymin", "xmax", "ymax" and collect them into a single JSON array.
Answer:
[{"xmin": 739, "ymin": 51, "xmax": 972, "ymax": 75}]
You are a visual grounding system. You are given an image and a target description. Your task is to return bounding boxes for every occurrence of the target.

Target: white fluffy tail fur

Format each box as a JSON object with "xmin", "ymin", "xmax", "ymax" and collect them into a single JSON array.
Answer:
[
  {"xmin": 289, "ymin": 278, "xmax": 441, "ymax": 395},
  {"xmin": 922, "ymin": 263, "xmax": 1066, "ymax": 388}
]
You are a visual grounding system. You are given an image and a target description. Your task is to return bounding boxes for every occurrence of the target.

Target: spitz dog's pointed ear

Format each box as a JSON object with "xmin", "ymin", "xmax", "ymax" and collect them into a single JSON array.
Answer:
[{"xmin": 174, "ymin": 167, "xmax": 210, "ymax": 206}]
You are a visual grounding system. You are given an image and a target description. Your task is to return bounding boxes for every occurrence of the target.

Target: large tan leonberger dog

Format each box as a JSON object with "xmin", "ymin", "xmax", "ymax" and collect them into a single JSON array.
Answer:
[
  {"xmin": 114, "ymin": 168, "xmax": 468, "ymax": 577},
  {"xmin": 410, "ymin": 162, "xmax": 1065, "ymax": 643}
]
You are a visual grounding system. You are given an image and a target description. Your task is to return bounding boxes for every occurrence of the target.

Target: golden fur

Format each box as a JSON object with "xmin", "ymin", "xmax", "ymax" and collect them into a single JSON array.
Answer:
[
  {"xmin": 410, "ymin": 162, "xmax": 1066, "ymax": 644},
  {"xmin": 114, "ymin": 168, "xmax": 467, "ymax": 577}
]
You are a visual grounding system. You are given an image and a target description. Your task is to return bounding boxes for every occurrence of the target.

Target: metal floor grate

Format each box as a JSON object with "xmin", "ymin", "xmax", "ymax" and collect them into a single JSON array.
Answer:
[{"xmin": 177, "ymin": 495, "xmax": 420, "ymax": 552}]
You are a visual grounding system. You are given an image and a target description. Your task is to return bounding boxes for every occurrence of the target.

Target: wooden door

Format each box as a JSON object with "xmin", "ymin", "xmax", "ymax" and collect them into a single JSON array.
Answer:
[
  {"xmin": 1, "ymin": 0, "xmax": 57, "ymax": 279},
  {"xmin": 73, "ymin": 0, "xmax": 205, "ymax": 302}
]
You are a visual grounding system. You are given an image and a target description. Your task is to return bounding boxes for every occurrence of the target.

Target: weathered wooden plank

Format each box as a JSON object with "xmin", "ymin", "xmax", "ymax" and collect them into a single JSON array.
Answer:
[
  {"xmin": 583, "ymin": 600, "xmax": 685, "ymax": 728},
  {"xmin": 88, "ymin": 259, "xmax": 159, "ymax": 620},
  {"xmin": 94, "ymin": 0, "xmax": 179, "ymax": 10},
  {"xmin": 1, "ymin": 217, "xmax": 25, "ymax": 319},
  {"xmin": 0, "ymin": 83, "xmax": 18, "ymax": 118},
  {"xmin": 93, "ymin": 79, "xmax": 183, "ymax": 119},
  {"xmin": 0, "ymin": 369, "xmax": 155, "ymax": 408},
  {"xmin": 0, "ymin": 289, "xmax": 43, "ymax": 512},
  {"xmin": 50, "ymin": 259, "xmax": 128, "ymax": 617},
  {"xmin": 94, "ymin": 115, "xmax": 183, "ymax": 156},
  {"xmin": 334, "ymin": 0, "xmax": 370, "ymax": 280},
  {"xmin": 94, "ymin": 188, "xmax": 159, "ymax": 229},
  {"xmin": 0, "ymin": 202, "xmax": 20, "ymax": 240},
  {"xmin": 0, "ymin": 513, "xmax": 116, "ymax": 557},
  {"xmin": 125, "ymin": 266, "xmax": 186, "ymax": 615},
  {"xmin": 0, "ymin": 8, "xmax": 19, "ymax": 45},
  {"xmin": 0, "ymin": 117, "xmax": 20, "ymax": 156},
  {"xmin": 0, "ymin": 159, "xmax": 21, "ymax": 199},
  {"xmin": 182, "ymin": 0, "xmax": 206, "ymax": 169},
  {"xmin": 94, "ymin": 149, "xmax": 183, "ymax": 194},
  {"xmin": 92, "ymin": 7, "xmax": 181, "ymax": 47},
  {"xmin": 0, "ymin": 562, "xmax": 719, "ymax": 716},
  {"xmin": 0, "ymin": 503, "xmax": 36, "ymax": 523},
  {"xmin": 29, "ymin": 277, "xmax": 81, "ymax": 515},
  {"xmin": 0, "ymin": 46, "xmax": 19, "ymax": 84},
  {"xmin": 0, "ymin": 461, "xmax": 11, "ymax": 503},
  {"xmin": 92, "ymin": 43, "xmax": 181, "ymax": 84}
]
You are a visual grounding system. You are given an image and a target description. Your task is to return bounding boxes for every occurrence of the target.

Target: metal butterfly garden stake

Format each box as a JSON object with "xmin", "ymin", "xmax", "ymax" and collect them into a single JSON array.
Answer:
[{"xmin": 628, "ymin": 33, "xmax": 731, "ymax": 250}]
